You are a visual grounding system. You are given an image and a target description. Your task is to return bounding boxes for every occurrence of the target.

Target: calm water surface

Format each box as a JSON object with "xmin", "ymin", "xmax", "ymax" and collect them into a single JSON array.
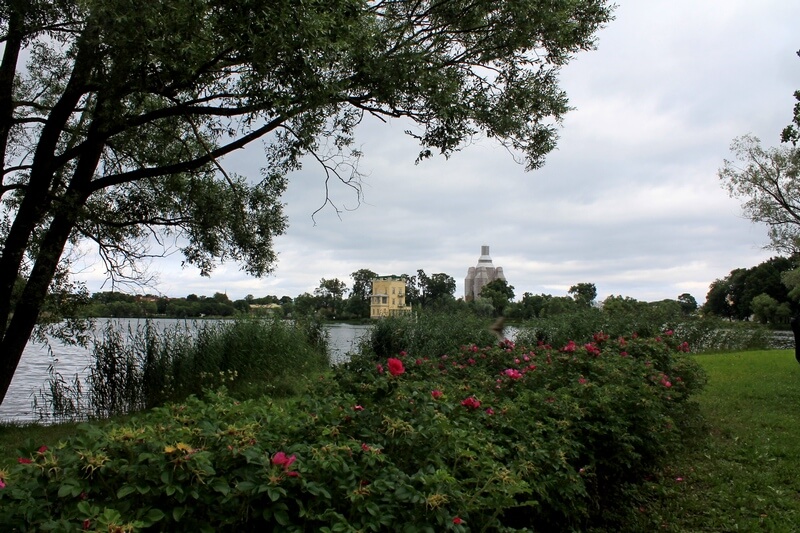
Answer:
[{"xmin": 0, "ymin": 319, "xmax": 372, "ymax": 423}]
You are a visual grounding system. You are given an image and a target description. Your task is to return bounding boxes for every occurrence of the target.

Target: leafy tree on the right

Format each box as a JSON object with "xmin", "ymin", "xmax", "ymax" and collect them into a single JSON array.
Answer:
[{"xmin": 719, "ymin": 134, "xmax": 800, "ymax": 255}]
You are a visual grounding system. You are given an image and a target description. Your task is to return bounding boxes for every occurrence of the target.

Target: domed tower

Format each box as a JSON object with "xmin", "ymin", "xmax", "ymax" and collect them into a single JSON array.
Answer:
[{"xmin": 464, "ymin": 245, "xmax": 506, "ymax": 301}]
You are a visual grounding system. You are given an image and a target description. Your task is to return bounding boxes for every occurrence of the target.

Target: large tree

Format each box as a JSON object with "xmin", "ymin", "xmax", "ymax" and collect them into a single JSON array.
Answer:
[
  {"xmin": 719, "ymin": 135, "xmax": 800, "ymax": 255},
  {"xmin": 416, "ymin": 269, "xmax": 457, "ymax": 308},
  {"xmin": 568, "ymin": 282, "xmax": 597, "ymax": 307},
  {"xmin": 479, "ymin": 277, "xmax": 515, "ymax": 315},
  {"xmin": 0, "ymin": 0, "xmax": 613, "ymax": 405},
  {"xmin": 346, "ymin": 268, "xmax": 377, "ymax": 318}
]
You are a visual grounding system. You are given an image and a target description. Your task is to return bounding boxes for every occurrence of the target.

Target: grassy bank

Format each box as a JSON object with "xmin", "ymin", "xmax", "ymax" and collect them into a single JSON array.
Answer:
[{"xmin": 647, "ymin": 349, "xmax": 800, "ymax": 531}]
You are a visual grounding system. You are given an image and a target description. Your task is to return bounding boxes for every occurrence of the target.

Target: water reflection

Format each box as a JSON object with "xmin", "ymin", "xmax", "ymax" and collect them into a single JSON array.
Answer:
[{"xmin": 0, "ymin": 320, "xmax": 373, "ymax": 423}]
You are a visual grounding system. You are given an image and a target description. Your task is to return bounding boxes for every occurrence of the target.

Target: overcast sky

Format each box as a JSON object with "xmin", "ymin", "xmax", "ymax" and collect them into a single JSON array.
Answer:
[{"xmin": 75, "ymin": 1, "xmax": 800, "ymax": 304}]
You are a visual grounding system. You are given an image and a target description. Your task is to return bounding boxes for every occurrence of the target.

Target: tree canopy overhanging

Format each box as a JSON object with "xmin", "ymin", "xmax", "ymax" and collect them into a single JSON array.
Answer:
[{"xmin": 0, "ymin": 0, "xmax": 614, "ymax": 405}]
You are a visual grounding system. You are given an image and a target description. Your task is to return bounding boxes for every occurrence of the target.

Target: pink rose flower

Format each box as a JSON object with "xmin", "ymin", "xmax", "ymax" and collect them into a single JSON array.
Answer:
[
  {"xmin": 272, "ymin": 451, "xmax": 297, "ymax": 468},
  {"xmin": 461, "ymin": 396, "xmax": 481, "ymax": 409},
  {"xmin": 387, "ymin": 357, "xmax": 405, "ymax": 376}
]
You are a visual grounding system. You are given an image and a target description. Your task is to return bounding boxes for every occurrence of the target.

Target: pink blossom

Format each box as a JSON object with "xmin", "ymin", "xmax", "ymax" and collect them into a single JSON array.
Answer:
[
  {"xmin": 38, "ymin": 445, "xmax": 48, "ymax": 453},
  {"xmin": 387, "ymin": 358, "xmax": 405, "ymax": 376},
  {"xmin": 453, "ymin": 517, "xmax": 464, "ymax": 525},
  {"xmin": 17, "ymin": 457, "xmax": 31, "ymax": 464},
  {"xmin": 431, "ymin": 390, "xmax": 443, "ymax": 399},
  {"xmin": 461, "ymin": 396, "xmax": 481, "ymax": 409},
  {"xmin": 353, "ymin": 405, "xmax": 364, "ymax": 411},
  {"xmin": 502, "ymin": 368, "xmax": 523, "ymax": 380},
  {"xmin": 376, "ymin": 363, "xmax": 384, "ymax": 374},
  {"xmin": 0, "ymin": 478, "xmax": 5, "ymax": 489},
  {"xmin": 485, "ymin": 408, "xmax": 495, "ymax": 415},
  {"xmin": 562, "ymin": 340, "xmax": 577, "ymax": 352},
  {"xmin": 399, "ymin": 351, "xmax": 407, "ymax": 357},
  {"xmin": 578, "ymin": 376, "xmax": 588, "ymax": 385},
  {"xmin": 272, "ymin": 451, "xmax": 297, "ymax": 468}
]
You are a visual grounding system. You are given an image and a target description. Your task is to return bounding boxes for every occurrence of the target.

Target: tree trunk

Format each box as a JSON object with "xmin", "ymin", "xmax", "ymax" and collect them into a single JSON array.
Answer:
[
  {"xmin": 0, "ymin": 182, "xmax": 97, "ymax": 405},
  {"xmin": 791, "ymin": 315, "xmax": 800, "ymax": 366},
  {"xmin": 0, "ymin": 23, "xmax": 101, "ymax": 406}
]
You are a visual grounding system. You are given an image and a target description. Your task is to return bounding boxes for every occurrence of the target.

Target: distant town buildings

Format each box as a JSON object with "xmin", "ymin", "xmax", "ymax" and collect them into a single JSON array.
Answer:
[
  {"xmin": 370, "ymin": 275, "xmax": 412, "ymax": 318},
  {"xmin": 464, "ymin": 245, "xmax": 506, "ymax": 301}
]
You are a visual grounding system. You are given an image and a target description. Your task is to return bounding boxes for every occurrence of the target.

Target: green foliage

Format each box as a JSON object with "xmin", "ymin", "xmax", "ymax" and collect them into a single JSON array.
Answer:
[
  {"xmin": 408, "ymin": 270, "xmax": 458, "ymax": 309},
  {"xmin": 366, "ymin": 310, "xmax": 496, "ymax": 359},
  {"xmin": 479, "ymin": 278, "xmax": 515, "ymax": 315},
  {"xmin": 0, "ymin": 330, "xmax": 704, "ymax": 531},
  {"xmin": 513, "ymin": 304, "xmax": 774, "ymax": 354},
  {"xmin": 346, "ymin": 269, "xmax": 377, "ymax": 319},
  {"xmin": 671, "ymin": 318, "xmax": 773, "ymax": 353},
  {"xmin": 719, "ymin": 136, "xmax": 800, "ymax": 255},
  {"xmin": 702, "ymin": 256, "xmax": 798, "ymax": 320},
  {"xmin": 568, "ymin": 282, "xmax": 597, "ymax": 307},
  {"xmin": 677, "ymin": 292, "xmax": 698, "ymax": 315},
  {"xmin": 40, "ymin": 317, "xmax": 330, "ymax": 420}
]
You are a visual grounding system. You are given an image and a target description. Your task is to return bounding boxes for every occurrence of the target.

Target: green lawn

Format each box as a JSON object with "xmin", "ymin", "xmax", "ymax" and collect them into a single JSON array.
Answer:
[{"xmin": 649, "ymin": 350, "xmax": 800, "ymax": 532}]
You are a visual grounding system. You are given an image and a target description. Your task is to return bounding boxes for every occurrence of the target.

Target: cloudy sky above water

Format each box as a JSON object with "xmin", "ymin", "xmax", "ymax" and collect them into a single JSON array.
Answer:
[{"xmin": 75, "ymin": 1, "xmax": 800, "ymax": 303}]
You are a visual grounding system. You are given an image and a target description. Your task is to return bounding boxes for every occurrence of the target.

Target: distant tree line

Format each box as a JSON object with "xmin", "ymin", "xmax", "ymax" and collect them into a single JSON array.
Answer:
[
  {"xmin": 77, "ymin": 273, "xmax": 705, "ymax": 326},
  {"xmin": 83, "ymin": 252, "xmax": 800, "ymax": 326},
  {"xmin": 702, "ymin": 255, "xmax": 800, "ymax": 324}
]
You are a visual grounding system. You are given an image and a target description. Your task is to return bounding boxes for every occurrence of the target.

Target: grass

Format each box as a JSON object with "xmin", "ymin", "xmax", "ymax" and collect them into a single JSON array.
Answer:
[
  {"xmin": 3, "ymin": 349, "xmax": 800, "ymax": 531},
  {"xmin": 0, "ymin": 421, "xmax": 86, "ymax": 463},
  {"xmin": 646, "ymin": 349, "xmax": 800, "ymax": 532}
]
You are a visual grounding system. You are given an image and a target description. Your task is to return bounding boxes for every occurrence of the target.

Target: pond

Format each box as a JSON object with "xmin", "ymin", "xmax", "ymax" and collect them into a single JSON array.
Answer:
[{"xmin": 0, "ymin": 319, "xmax": 373, "ymax": 423}]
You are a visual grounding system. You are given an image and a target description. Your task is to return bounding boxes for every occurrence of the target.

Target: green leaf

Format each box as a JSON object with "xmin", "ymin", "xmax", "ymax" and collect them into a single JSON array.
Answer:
[
  {"xmin": 116, "ymin": 485, "xmax": 137, "ymax": 499},
  {"xmin": 211, "ymin": 480, "xmax": 230, "ymax": 495},
  {"xmin": 173, "ymin": 507, "xmax": 187, "ymax": 522},
  {"xmin": 236, "ymin": 480, "xmax": 256, "ymax": 493},
  {"xmin": 143, "ymin": 508, "xmax": 165, "ymax": 523}
]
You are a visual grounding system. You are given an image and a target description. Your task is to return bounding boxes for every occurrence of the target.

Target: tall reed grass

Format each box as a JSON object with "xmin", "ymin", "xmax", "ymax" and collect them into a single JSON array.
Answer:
[{"xmin": 41, "ymin": 316, "xmax": 329, "ymax": 420}]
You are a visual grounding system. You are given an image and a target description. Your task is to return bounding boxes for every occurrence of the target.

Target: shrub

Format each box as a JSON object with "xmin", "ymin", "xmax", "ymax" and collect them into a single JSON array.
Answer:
[
  {"xmin": 515, "ymin": 312, "xmax": 773, "ymax": 354},
  {"xmin": 366, "ymin": 310, "xmax": 496, "ymax": 359},
  {"xmin": 2, "ymin": 330, "xmax": 705, "ymax": 531}
]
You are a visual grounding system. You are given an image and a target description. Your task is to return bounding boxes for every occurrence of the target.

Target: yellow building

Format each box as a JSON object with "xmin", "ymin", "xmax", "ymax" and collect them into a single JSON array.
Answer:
[{"xmin": 370, "ymin": 275, "xmax": 412, "ymax": 318}]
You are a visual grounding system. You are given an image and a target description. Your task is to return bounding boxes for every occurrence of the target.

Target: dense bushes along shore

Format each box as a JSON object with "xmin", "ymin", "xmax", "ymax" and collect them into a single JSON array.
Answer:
[{"xmin": 1, "ymin": 324, "xmax": 704, "ymax": 531}]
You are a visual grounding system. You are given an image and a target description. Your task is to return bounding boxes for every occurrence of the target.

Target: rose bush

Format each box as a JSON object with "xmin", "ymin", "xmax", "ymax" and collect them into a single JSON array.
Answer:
[{"xmin": 0, "ymin": 332, "xmax": 705, "ymax": 531}]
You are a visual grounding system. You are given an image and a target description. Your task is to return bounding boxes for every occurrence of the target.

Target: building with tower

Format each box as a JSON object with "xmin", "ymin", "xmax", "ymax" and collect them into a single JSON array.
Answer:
[{"xmin": 464, "ymin": 245, "xmax": 506, "ymax": 301}]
